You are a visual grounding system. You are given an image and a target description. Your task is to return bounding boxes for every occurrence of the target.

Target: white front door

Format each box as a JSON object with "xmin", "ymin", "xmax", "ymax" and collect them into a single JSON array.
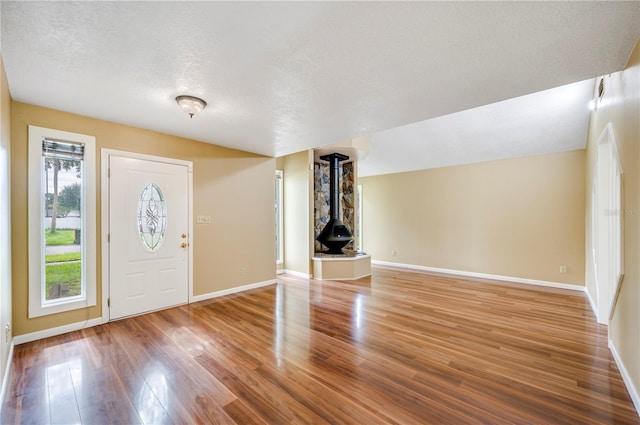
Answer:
[{"xmin": 109, "ymin": 156, "xmax": 189, "ymax": 320}]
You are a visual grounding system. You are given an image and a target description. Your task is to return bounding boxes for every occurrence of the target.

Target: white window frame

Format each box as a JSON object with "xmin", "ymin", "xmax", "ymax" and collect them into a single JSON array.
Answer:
[
  {"xmin": 28, "ymin": 126, "xmax": 96, "ymax": 318},
  {"xmin": 275, "ymin": 170, "xmax": 284, "ymax": 264}
]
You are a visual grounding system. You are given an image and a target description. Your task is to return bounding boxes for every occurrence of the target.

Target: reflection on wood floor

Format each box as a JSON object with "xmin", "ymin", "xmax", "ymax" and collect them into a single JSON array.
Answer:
[{"xmin": 2, "ymin": 266, "xmax": 638, "ymax": 424}]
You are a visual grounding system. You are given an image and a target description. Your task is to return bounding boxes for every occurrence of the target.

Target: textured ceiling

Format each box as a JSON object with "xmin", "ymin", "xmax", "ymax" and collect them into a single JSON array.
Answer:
[{"xmin": 1, "ymin": 2, "xmax": 639, "ymax": 175}]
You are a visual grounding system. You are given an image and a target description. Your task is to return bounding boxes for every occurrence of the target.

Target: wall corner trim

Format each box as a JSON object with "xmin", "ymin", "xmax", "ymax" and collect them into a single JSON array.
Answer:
[
  {"xmin": 13, "ymin": 318, "xmax": 104, "ymax": 346},
  {"xmin": 371, "ymin": 260, "xmax": 586, "ymax": 292},
  {"xmin": 0, "ymin": 340, "xmax": 14, "ymax": 414},
  {"xmin": 190, "ymin": 279, "xmax": 277, "ymax": 303},
  {"xmin": 584, "ymin": 286, "xmax": 598, "ymax": 320},
  {"xmin": 609, "ymin": 339, "xmax": 640, "ymax": 417}
]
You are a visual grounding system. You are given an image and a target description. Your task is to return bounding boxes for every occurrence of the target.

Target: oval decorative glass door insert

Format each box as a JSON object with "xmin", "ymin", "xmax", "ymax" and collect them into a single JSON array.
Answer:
[{"xmin": 137, "ymin": 183, "xmax": 167, "ymax": 251}]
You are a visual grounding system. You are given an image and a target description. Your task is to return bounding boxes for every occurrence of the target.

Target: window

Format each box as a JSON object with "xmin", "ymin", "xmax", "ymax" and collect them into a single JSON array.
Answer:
[
  {"xmin": 137, "ymin": 183, "xmax": 167, "ymax": 252},
  {"xmin": 28, "ymin": 126, "xmax": 96, "ymax": 318},
  {"xmin": 275, "ymin": 170, "xmax": 283, "ymax": 264}
]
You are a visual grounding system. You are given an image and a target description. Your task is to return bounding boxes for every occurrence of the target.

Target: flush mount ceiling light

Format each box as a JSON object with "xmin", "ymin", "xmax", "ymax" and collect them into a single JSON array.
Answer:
[{"xmin": 175, "ymin": 95, "xmax": 207, "ymax": 118}]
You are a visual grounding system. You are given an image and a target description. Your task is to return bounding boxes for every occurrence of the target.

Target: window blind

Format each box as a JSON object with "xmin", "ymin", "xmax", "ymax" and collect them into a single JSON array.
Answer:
[{"xmin": 42, "ymin": 139, "xmax": 84, "ymax": 160}]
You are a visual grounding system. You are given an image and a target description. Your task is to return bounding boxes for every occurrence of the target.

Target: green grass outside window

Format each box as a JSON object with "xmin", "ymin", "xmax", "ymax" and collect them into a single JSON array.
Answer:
[
  {"xmin": 45, "ymin": 262, "xmax": 81, "ymax": 298},
  {"xmin": 45, "ymin": 229, "xmax": 76, "ymax": 246}
]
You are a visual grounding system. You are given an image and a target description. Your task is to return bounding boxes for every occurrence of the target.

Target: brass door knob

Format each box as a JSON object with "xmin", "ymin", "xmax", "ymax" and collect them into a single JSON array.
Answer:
[
  {"xmin": 181, "ymin": 242, "xmax": 188, "ymax": 248},
  {"xmin": 181, "ymin": 233, "xmax": 187, "ymax": 239}
]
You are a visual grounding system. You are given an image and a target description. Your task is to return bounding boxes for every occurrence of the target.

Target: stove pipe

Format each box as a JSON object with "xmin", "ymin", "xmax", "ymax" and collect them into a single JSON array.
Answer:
[{"xmin": 316, "ymin": 153, "xmax": 353, "ymax": 254}]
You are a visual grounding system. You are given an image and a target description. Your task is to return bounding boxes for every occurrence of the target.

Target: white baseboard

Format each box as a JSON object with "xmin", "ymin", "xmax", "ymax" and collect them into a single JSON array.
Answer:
[
  {"xmin": 13, "ymin": 317, "xmax": 104, "ymax": 345},
  {"xmin": 0, "ymin": 340, "xmax": 14, "ymax": 412},
  {"xmin": 315, "ymin": 273, "xmax": 372, "ymax": 281},
  {"xmin": 283, "ymin": 270, "xmax": 313, "ymax": 279},
  {"xmin": 371, "ymin": 260, "xmax": 585, "ymax": 292},
  {"xmin": 190, "ymin": 279, "xmax": 277, "ymax": 303},
  {"xmin": 609, "ymin": 339, "xmax": 640, "ymax": 417}
]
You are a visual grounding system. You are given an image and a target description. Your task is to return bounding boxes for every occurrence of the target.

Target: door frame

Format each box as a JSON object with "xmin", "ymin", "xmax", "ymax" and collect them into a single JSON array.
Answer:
[
  {"xmin": 101, "ymin": 149, "xmax": 193, "ymax": 322},
  {"xmin": 592, "ymin": 123, "xmax": 624, "ymax": 326}
]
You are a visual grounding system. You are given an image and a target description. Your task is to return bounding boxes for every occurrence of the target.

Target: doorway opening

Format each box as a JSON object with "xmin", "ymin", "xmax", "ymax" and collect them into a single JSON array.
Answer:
[{"xmin": 592, "ymin": 123, "xmax": 623, "ymax": 325}]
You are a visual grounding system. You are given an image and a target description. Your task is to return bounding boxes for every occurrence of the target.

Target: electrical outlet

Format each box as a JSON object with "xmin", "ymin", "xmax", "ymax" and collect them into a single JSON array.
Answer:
[
  {"xmin": 5, "ymin": 323, "xmax": 10, "ymax": 343},
  {"xmin": 240, "ymin": 267, "xmax": 247, "ymax": 275},
  {"xmin": 391, "ymin": 250, "xmax": 397, "ymax": 256},
  {"xmin": 196, "ymin": 215, "xmax": 211, "ymax": 224},
  {"xmin": 560, "ymin": 265, "xmax": 567, "ymax": 274}
]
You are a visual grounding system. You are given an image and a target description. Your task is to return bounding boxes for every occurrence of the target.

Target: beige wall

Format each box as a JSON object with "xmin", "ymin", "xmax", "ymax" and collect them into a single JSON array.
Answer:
[
  {"xmin": 360, "ymin": 150, "xmax": 586, "ymax": 285},
  {"xmin": 0, "ymin": 56, "xmax": 13, "ymax": 392},
  {"xmin": 585, "ymin": 38, "xmax": 640, "ymax": 402},
  {"xmin": 11, "ymin": 102, "xmax": 276, "ymax": 336},
  {"xmin": 282, "ymin": 150, "xmax": 313, "ymax": 275}
]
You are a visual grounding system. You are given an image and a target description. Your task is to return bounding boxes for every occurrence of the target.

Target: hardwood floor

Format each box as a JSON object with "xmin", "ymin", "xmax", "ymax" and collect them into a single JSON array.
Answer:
[{"xmin": 2, "ymin": 266, "xmax": 638, "ymax": 424}]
